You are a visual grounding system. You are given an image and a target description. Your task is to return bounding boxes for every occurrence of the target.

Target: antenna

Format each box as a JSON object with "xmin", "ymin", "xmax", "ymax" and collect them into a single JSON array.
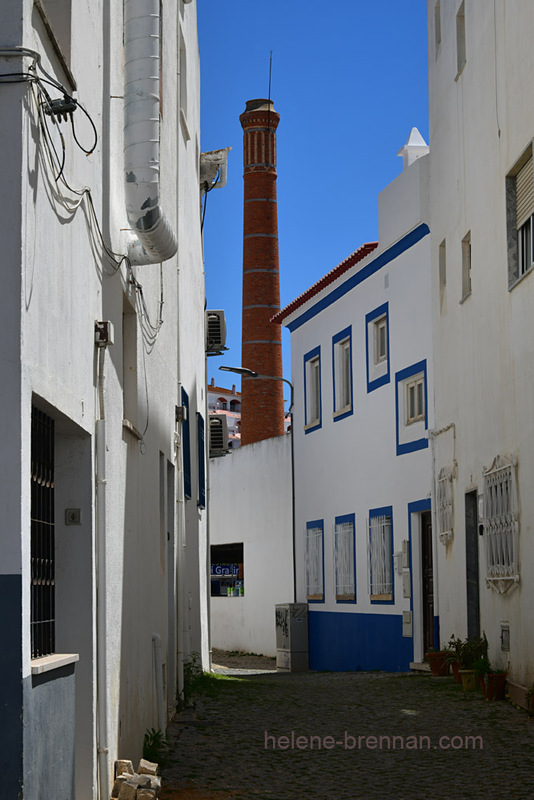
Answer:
[{"xmin": 268, "ymin": 50, "xmax": 273, "ymax": 102}]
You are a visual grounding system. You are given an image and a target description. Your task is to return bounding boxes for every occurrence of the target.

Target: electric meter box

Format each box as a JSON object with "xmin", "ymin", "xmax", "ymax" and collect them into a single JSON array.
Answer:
[{"xmin": 275, "ymin": 603, "xmax": 309, "ymax": 672}]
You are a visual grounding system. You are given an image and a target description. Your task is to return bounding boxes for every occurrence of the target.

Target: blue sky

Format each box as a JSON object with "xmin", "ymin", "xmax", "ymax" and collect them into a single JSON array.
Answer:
[{"xmin": 198, "ymin": 1, "xmax": 429, "ymax": 396}]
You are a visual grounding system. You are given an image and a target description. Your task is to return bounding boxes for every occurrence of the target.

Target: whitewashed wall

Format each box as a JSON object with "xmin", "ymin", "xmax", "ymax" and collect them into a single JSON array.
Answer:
[
  {"xmin": 281, "ymin": 152, "xmax": 433, "ymax": 671},
  {"xmin": 209, "ymin": 434, "xmax": 293, "ymax": 657},
  {"xmin": 1, "ymin": 0, "xmax": 208, "ymax": 796},
  {"xmin": 427, "ymin": 0, "xmax": 534, "ymax": 688}
]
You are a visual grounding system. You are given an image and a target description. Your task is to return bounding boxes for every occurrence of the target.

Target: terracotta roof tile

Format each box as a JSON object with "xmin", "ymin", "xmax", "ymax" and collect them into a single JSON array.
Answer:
[{"xmin": 271, "ymin": 241, "xmax": 378, "ymax": 325}]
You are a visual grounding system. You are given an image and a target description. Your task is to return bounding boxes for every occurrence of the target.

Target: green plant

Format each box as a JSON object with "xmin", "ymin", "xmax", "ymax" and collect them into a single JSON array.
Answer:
[
  {"xmin": 142, "ymin": 728, "xmax": 168, "ymax": 766},
  {"xmin": 182, "ymin": 652, "xmax": 240, "ymax": 706},
  {"xmin": 446, "ymin": 633, "xmax": 488, "ymax": 669}
]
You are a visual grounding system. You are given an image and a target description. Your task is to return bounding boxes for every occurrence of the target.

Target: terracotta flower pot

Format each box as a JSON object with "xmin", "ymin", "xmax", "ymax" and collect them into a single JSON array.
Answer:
[
  {"xmin": 479, "ymin": 672, "xmax": 507, "ymax": 701},
  {"xmin": 425, "ymin": 651, "xmax": 450, "ymax": 677},
  {"xmin": 459, "ymin": 669, "xmax": 476, "ymax": 691},
  {"xmin": 451, "ymin": 661, "xmax": 462, "ymax": 684}
]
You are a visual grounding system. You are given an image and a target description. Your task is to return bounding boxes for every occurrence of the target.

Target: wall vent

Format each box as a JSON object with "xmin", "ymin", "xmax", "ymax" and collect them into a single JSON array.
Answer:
[{"xmin": 209, "ymin": 414, "xmax": 229, "ymax": 457}]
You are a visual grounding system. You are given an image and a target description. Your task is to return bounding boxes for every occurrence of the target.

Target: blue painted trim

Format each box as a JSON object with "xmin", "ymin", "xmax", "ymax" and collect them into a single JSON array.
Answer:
[
  {"xmin": 306, "ymin": 519, "xmax": 325, "ymax": 603},
  {"xmin": 331, "ymin": 326, "xmax": 353, "ymax": 422},
  {"xmin": 334, "ymin": 513, "xmax": 356, "ymax": 604},
  {"xmin": 365, "ymin": 302, "xmax": 390, "ymax": 393},
  {"xmin": 181, "ymin": 387, "xmax": 191, "ymax": 499},
  {"xmin": 308, "ymin": 609, "xmax": 413, "ymax": 672},
  {"xmin": 286, "ymin": 224, "xmax": 430, "ymax": 332},
  {"xmin": 303, "ymin": 346, "xmax": 322, "ymax": 434},
  {"xmin": 197, "ymin": 412, "xmax": 205, "ymax": 509},
  {"xmin": 368, "ymin": 505, "xmax": 394, "ymax": 605},
  {"xmin": 395, "ymin": 360, "xmax": 429, "ymax": 456}
]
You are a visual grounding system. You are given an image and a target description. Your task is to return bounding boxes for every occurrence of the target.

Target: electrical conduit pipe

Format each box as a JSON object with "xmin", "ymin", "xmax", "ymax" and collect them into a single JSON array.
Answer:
[{"xmin": 124, "ymin": 0, "xmax": 178, "ymax": 265}]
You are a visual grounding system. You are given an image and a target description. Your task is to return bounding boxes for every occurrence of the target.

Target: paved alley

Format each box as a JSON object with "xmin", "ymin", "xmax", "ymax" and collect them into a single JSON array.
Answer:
[{"xmin": 160, "ymin": 658, "xmax": 534, "ymax": 800}]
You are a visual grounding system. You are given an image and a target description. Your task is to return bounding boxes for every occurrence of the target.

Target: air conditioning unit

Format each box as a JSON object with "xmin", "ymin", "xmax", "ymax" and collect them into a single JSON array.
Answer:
[
  {"xmin": 209, "ymin": 414, "xmax": 229, "ymax": 457},
  {"xmin": 205, "ymin": 310, "xmax": 227, "ymax": 355}
]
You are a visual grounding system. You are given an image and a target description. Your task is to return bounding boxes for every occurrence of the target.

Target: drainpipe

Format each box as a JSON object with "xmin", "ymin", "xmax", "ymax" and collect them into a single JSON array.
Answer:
[
  {"xmin": 124, "ymin": 0, "xmax": 177, "ymax": 265},
  {"xmin": 96, "ymin": 344, "xmax": 110, "ymax": 799}
]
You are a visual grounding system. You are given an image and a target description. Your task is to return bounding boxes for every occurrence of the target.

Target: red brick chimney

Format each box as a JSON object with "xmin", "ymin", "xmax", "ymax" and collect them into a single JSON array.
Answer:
[{"xmin": 239, "ymin": 98, "xmax": 285, "ymax": 445}]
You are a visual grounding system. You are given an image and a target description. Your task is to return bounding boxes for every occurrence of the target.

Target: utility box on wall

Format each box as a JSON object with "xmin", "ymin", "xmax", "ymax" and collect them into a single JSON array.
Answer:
[{"xmin": 275, "ymin": 603, "xmax": 309, "ymax": 672}]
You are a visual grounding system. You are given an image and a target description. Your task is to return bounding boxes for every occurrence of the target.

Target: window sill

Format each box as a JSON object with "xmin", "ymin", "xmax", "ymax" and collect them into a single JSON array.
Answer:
[
  {"xmin": 122, "ymin": 419, "xmax": 143, "ymax": 441},
  {"xmin": 370, "ymin": 593, "xmax": 393, "ymax": 602},
  {"xmin": 459, "ymin": 290, "xmax": 472, "ymax": 305},
  {"xmin": 509, "ymin": 264, "xmax": 534, "ymax": 292},
  {"xmin": 455, "ymin": 60, "xmax": 466, "ymax": 82},
  {"xmin": 304, "ymin": 420, "xmax": 321, "ymax": 432},
  {"xmin": 333, "ymin": 405, "xmax": 352, "ymax": 420},
  {"xmin": 180, "ymin": 108, "xmax": 190, "ymax": 142},
  {"xmin": 31, "ymin": 653, "xmax": 79, "ymax": 675}
]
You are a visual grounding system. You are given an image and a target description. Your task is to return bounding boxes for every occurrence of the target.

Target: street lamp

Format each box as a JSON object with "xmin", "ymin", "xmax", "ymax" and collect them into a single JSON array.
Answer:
[{"xmin": 219, "ymin": 365, "xmax": 297, "ymax": 602}]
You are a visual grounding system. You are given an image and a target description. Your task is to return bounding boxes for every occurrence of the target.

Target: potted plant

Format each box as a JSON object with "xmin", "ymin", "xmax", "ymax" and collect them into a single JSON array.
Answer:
[
  {"xmin": 445, "ymin": 635, "xmax": 463, "ymax": 684},
  {"xmin": 424, "ymin": 647, "xmax": 452, "ymax": 677},
  {"xmin": 456, "ymin": 634, "xmax": 488, "ymax": 691},
  {"xmin": 474, "ymin": 655, "xmax": 507, "ymax": 701}
]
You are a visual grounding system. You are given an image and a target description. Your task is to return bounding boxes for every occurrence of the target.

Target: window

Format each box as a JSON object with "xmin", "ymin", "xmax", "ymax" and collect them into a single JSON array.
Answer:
[
  {"xmin": 456, "ymin": 1, "xmax": 466, "ymax": 76},
  {"xmin": 197, "ymin": 413, "xmax": 205, "ymax": 509},
  {"xmin": 483, "ymin": 455, "xmax": 519, "ymax": 594},
  {"xmin": 368, "ymin": 509, "xmax": 393, "ymax": 602},
  {"xmin": 334, "ymin": 515, "xmax": 355, "ymax": 602},
  {"xmin": 37, "ymin": 0, "xmax": 73, "ymax": 76},
  {"xmin": 31, "ymin": 406, "xmax": 56, "ymax": 658},
  {"xmin": 395, "ymin": 361, "xmax": 428, "ymax": 456},
  {"xmin": 406, "ymin": 376, "xmax": 425, "ymax": 425},
  {"xmin": 332, "ymin": 327, "xmax": 352, "ymax": 420},
  {"xmin": 181, "ymin": 387, "xmax": 191, "ymax": 499},
  {"xmin": 439, "ymin": 239, "xmax": 446, "ymax": 309},
  {"xmin": 210, "ymin": 543, "xmax": 244, "ymax": 597},
  {"xmin": 305, "ymin": 521, "xmax": 324, "ymax": 601},
  {"xmin": 366, "ymin": 303, "xmax": 390, "ymax": 392},
  {"xmin": 507, "ymin": 149, "xmax": 534, "ymax": 286},
  {"xmin": 461, "ymin": 231, "xmax": 472, "ymax": 301},
  {"xmin": 437, "ymin": 467, "xmax": 454, "ymax": 544},
  {"xmin": 179, "ymin": 28, "xmax": 189, "ymax": 139},
  {"xmin": 434, "ymin": 1, "xmax": 441, "ymax": 54},
  {"xmin": 304, "ymin": 347, "xmax": 321, "ymax": 432},
  {"xmin": 123, "ymin": 299, "xmax": 138, "ymax": 429}
]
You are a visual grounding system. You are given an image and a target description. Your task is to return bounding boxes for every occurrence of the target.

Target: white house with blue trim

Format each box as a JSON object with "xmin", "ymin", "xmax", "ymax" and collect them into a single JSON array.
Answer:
[{"xmin": 274, "ymin": 130, "xmax": 436, "ymax": 672}]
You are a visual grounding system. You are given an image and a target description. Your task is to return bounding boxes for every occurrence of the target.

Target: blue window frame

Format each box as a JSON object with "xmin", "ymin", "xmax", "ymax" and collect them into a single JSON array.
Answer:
[
  {"xmin": 197, "ymin": 412, "xmax": 205, "ymax": 509},
  {"xmin": 332, "ymin": 326, "xmax": 353, "ymax": 421},
  {"xmin": 303, "ymin": 346, "xmax": 322, "ymax": 433},
  {"xmin": 365, "ymin": 302, "xmax": 390, "ymax": 392},
  {"xmin": 395, "ymin": 360, "xmax": 429, "ymax": 456},
  {"xmin": 334, "ymin": 513, "xmax": 356, "ymax": 603},
  {"xmin": 305, "ymin": 519, "xmax": 324, "ymax": 602},
  {"xmin": 181, "ymin": 387, "xmax": 191, "ymax": 499},
  {"xmin": 368, "ymin": 506, "xmax": 394, "ymax": 604}
]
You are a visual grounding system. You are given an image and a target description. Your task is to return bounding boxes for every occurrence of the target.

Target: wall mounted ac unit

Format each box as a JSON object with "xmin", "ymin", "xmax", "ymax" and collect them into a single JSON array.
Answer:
[
  {"xmin": 205, "ymin": 310, "xmax": 227, "ymax": 355},
  {"xmin": 209, "ymin": 414, "xmax": 229, "ymax": 457}
]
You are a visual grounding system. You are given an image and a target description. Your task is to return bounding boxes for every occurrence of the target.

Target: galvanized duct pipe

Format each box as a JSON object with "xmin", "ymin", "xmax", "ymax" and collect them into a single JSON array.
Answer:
[{"xmin": 124, "ymin": 0, "xmax": 178, "ymax": 265}]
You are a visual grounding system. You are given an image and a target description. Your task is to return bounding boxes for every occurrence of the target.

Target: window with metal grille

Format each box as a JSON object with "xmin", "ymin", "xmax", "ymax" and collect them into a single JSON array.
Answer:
[
  {"xmin": 181, "ymin": 387, "xmax": 191, "ymax": 498},
  {"xmin": 305, "ymin": 522, "xmax": 324, "ymax": 601},
  {"xmin": 368, "ymin": 511, "xmax": 393, "ymax": 601},
  {"xmin": 334, "ymin": 516, "xmax": 355, "ymax": 601},
  {"xmin": 437, "ymin": 467, "xmax": 454, "ymax": 544},
  {"xmin": 197, "ymin": 412, "xmax": 205, "ymax": 509},
  {"xmin": 31, "ymin": 406, "xmax": 55, "ymax": 659},
  {"xmin": 483, "ymin": 455, "xmax": 519, "ymax": 593}
]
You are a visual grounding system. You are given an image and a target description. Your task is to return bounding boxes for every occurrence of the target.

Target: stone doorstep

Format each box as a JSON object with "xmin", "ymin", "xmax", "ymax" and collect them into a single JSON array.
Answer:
[
  {"xmin": 410, "ymin": 661, "xmax": 431, "ymax": 672},
  {"xmin": 506, "ymin": 679, "xmax": 532, "ymax": 711}
]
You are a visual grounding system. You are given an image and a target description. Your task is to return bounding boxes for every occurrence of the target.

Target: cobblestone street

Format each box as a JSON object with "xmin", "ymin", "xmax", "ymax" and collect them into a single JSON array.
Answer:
[{"xmin": 160, "ymin": 654, "xmax": 534, "ymax": 800}]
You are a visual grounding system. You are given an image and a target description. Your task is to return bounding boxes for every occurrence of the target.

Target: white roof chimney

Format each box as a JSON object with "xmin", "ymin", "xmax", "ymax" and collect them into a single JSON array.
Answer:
[{"xmin": 397, "ymin": 127, "xmax": 429, "ymax": 170}]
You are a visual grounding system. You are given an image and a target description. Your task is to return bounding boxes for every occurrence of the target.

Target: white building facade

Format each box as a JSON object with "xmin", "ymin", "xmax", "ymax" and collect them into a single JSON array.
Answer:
[
  {"xmin": 0, "ymin": 0, "xmax": 209, "ymax": 797},
  {"xmin": 428, "ymin": 0, "xmax": 534, "ymax": 698},
  {"xmin": 275, "ymin": 137, "xmax": 434, "ymax": 671}
]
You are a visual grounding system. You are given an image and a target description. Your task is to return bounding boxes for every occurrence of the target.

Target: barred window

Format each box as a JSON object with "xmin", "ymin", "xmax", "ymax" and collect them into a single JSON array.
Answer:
[
  {"xmin": 305, "ymin": 523, "xmax": 324, "ymax": 601},
  {"xmin": 483, "ymin": 455, "xmax": 519, "ymax": 593},
  {"xmin": 334, "ymin": 517, "xmax": 355, "ymax": 601},
  {"xmin": 31, "ymin": 406, "xmax": 55, "ymax": 658},
  {"xmin": 369, "ymin": 513, "xmax": 393, "ymax": 601}
]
